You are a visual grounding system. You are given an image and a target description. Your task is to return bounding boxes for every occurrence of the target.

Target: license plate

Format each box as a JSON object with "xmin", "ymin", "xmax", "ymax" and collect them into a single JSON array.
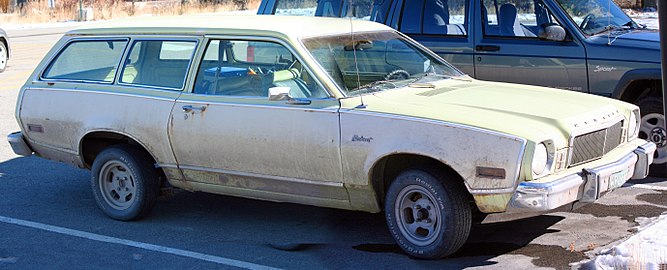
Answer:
[{"xmin": 609, "ymin": 169, "xmax": 628, "ymax": 190}]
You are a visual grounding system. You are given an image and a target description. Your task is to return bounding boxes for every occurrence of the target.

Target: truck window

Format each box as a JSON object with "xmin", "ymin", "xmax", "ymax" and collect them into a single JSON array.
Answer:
[
  {"xmin": 482, "ymin": 0, "xmax": 561, "ymax": 38},
  {"xmin": 400, "ymin": 0, "xmax": 469, "ymax": 36}
]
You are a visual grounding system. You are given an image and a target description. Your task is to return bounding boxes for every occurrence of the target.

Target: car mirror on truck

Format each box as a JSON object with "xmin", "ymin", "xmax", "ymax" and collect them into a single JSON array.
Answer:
[{"xmin": 538, "ymin": 23, "xmax": 567, "ymax": 42}]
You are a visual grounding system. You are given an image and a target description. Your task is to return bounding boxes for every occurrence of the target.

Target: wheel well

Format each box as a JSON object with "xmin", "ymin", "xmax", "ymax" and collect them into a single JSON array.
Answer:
[
  {"xmin": 80, "ymin": 132, "xmax": 153, "ymax": 169},
  {"xmin": 370, "ymin": 154, "xmax": 468, "ymax": 206},
  {"xmin": 620, "ymin": 79, "xmax": 662, "ymax": 103}
]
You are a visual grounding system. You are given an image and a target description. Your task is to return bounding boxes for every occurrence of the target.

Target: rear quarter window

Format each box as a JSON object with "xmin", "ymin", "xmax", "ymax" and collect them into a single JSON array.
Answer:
[{"xmin": 42, "ymin": 40, "xmax": 127, "ymax": 82}]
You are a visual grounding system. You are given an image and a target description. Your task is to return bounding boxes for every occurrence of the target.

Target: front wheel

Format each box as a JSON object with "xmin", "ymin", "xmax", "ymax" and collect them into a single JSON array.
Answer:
[
  {"xmin": 637, "ymin": 97, "xmax": 667, "ymax": 177},
  {"xmin": 91, "ymin": 145, "xmax": 159, "ymax": 221},
  {"xmin": 385, "ymin": 169, "xmax": 472, "ymax": 259}
]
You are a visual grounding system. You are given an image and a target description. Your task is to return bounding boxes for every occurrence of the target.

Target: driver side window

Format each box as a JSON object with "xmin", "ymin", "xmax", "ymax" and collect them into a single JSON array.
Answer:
[
  {"xmin": 482, "ymin": 0, "xmax": 561, "ymax": 38},
  {"xmin": 193, "ymin": 39, "xmax": 327, "ymax": 98}
]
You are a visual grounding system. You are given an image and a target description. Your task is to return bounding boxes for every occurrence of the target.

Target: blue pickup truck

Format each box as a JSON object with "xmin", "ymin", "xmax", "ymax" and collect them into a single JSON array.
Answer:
[{"xmin": 258, "ymin": 0, "xmax": 665, "ymax": 175}]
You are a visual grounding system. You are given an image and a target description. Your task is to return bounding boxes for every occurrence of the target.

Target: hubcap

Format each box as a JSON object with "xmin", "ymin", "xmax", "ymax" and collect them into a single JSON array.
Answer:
[
  {"xmin": 394, "ymin": 185, "xmax": 442, "ymax": 246},
  {"xmin": 98, "ymin": 161, "xmax": 136, "ymax": 210},
  {"xmin": 0, "ymin": 46, "xmax": 6, "ymax": 70},
  {"xmin": 639, "ymin": 113, "xmax": 667, "ymax": 164}
]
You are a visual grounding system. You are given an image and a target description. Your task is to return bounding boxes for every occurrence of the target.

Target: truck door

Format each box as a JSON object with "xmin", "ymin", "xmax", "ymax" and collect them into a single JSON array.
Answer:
[{"xmin": 473, "ymin": 0, "xmax": 588, "ymax": 92}]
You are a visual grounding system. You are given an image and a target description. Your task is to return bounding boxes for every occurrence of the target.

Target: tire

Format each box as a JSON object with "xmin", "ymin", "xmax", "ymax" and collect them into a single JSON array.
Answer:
[
  {"xmin": 0, "ymin": 41, "xmax": 7, "ymax": 73},
  {"xmin": 385, "ymin": 168, "xmax": 472, "ymax": 259},
  {"xmin": 91, "ymin": 145, "xmax": 159, "ymax": 221},
  {"xmin": 636, "ymin": 97, "xmax": 667, "ymax": 177}
]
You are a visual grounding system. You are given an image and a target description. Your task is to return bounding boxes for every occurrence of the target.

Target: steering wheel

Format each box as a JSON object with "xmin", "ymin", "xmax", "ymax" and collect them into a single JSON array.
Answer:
[
  {"xmin": 579, "ymin": 14, "xmax": 595, "ymax": 30},
  {"xmin": 385, "ymin": 69, "xmax": 410, "ymax": 81}
]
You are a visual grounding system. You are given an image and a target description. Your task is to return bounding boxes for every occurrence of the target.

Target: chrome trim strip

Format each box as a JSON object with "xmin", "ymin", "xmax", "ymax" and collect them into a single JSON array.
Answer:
[
  {"xmin": 177, "ymin": 164, "xmax": 344, "ymax": 188},
  {"xmin": 28, "ymin": 139, "xmax": 78, "ymax": 155},
  {"xmin": 468, "ymin": 188, "xmax": 516, "ymax": 195},
  {"xmin": 26, "ymin": 87, "xmax": 178, "ymax": 102},
  {"xmin": 174, "ymin": 98, "xmax": 340, "ymax": 112}
]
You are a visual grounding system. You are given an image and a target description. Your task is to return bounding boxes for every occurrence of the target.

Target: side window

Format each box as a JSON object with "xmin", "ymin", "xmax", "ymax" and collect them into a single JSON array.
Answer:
[
  {"xmin": 482, "ymin": 0, "xmax": 560, "ymax": 38},
  {"xmin": 193, "ymin": 39, "xmax": 327, "ymax": 99},
  {"xmin": 119, "ymin": 40, "xmax": 197, "ymax": 89},
  {"xmin": 42, "ymin": 40, "xmax": 127, "ymax": 82},
  {"xmin": 399, "ymin": 0, "xmax": 424, "ymax": 34},
  {"xmin": 399, "ymin": 0, "xmax": 469, "ymax": 36},
  {"xmin": 423, "ymin": 0, "xmax": 468, "ymax": 35},
  {"xmin": 274, "ymin": 0, "xmax": 318, "ymax": 16}
]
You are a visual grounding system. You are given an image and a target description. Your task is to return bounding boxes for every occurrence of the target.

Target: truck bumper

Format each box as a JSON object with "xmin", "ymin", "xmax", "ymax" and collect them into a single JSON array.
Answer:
[
  {"xmin": 7, "ymin": 131, "xmax": 33, "ymax": 156},
  {"xmin": 506, "ymin": 141, "xmax": 656, "ymax": 213}
]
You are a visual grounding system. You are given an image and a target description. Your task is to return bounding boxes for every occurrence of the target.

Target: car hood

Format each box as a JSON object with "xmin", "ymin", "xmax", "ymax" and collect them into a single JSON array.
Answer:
[
  {"xmin": 350, "ymin": 79, "xmax": 633, "ymax": 146},
  {"xmin": 589, "ymin": 29, "xmax": 659, "ymax": 48}
]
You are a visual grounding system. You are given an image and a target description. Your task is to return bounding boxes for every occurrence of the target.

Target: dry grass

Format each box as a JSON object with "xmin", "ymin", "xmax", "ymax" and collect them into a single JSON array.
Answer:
[{"xmin": 0, "ymin": 0, "xmax": 260, "ymax": 25}]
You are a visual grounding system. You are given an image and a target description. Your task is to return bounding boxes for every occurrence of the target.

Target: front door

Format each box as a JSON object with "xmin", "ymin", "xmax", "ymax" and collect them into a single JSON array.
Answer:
[
  {"xmin": 168, "ymin": 38, "xmax": 348, "ymax": 205},
  {"xmin": 473, "ymin": 0, "xmax": 588, "ymax": 92}
]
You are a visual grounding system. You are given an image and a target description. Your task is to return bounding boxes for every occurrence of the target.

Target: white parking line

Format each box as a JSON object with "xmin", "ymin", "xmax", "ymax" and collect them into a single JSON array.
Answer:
[
  {"xmin": 0, "ymin": 215, "xmax": 280, "ymax": 270},
  {"xmin": 623, "ymin": 183, "xmax": 667, "ymax": 191}
]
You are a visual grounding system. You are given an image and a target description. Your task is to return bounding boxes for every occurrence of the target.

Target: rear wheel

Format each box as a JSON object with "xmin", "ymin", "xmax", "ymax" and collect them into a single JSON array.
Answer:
[
  {"xmin": 91, "ymin": 145, "xmax": 159, "ymax": 220},
  {"xmin": 637, "ymin": 97, "xmax": 667, "ymax": 177},
  {"xmin": 385, "ymin": 169, "xmax": 471, "ymax": 259}
]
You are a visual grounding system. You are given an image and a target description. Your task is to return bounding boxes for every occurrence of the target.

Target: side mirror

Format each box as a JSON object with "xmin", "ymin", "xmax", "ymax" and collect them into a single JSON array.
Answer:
[
  {"xmin": 538, "ymin": 24, "xmax": 567, "ymax": 42},
  {"xmin": 268, "ymin": 86, "xmax": 290, "ymax": 101}
]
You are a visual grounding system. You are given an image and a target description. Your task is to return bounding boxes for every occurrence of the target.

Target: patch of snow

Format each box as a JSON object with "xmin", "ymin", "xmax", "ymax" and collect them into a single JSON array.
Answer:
[{"xmin": 576, "ymin": 212, "xmax": 667, "ymax": 269}]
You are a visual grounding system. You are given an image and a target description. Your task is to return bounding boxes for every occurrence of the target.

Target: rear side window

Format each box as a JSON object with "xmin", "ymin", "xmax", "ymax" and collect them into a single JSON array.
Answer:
[
  {"xmin": 119, "ymin": 40, "xmax": 197, "ymax": 89},
  {"xmin": 399, "ymin": 0, "xmax": 469, "ymax": 36},
  {"xmin": 43, "ymin": 40, "xmax": 127, "ymax": 82}
]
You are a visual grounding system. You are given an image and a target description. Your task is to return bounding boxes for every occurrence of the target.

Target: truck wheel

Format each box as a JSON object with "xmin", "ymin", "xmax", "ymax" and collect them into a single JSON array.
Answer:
[
  {"xmin": 385, "ymin": 169, "xmax": 471, "ymax": 259},
  {"xmin": 91, "ymin": 145, "xmax": 159, "ymax": 221},
  {"xmin": 637, "ymin": 97, "xmax": 667, "ymax": 177},
  {"xmin": 0, "ymin": 41, "xmax": 7, "ymax": 73}
]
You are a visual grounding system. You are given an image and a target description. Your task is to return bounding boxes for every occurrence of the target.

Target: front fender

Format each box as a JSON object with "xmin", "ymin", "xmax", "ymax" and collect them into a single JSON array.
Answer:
[{"xmin": 612, "ymin": 68, "xmax": 661, "ymax": 100}]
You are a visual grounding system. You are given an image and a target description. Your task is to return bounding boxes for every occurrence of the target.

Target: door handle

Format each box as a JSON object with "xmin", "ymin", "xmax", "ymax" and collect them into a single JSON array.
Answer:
[
  {"xmin": 182, "ymin": 105, "xmax": 207, "ymax": 113},
  {"xmin": 286, "ymin": 98, "xmax": 311, "ymax": 105},
  {"xmin": 475, "ymin": 45, "xmax": 500, "ymax": 52}
]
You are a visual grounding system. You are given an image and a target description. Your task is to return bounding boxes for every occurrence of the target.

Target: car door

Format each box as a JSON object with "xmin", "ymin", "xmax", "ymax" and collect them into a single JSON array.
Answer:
[
  {"xmin": 168, "ymin": 37, "xmax": 349, "ymax": 206},
  {"xmin": 384, "ymin": 0, "xmax": 475, "ymax": 76},
  {"xmin": 473, "ymin": 0, "xmax": 588, "ymax": 92}
]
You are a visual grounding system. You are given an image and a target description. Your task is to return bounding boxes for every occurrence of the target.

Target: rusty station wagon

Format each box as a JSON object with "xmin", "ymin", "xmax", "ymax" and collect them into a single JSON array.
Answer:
[{"xmin": 7, "ymin": 15, "xmax": 656, "ymax": 258}]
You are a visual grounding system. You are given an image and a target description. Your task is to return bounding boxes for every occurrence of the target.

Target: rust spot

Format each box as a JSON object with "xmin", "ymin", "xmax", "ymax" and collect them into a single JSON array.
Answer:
[{"xmin": 473, "ymin": 193, "xmax": 511, "ymax": 213}]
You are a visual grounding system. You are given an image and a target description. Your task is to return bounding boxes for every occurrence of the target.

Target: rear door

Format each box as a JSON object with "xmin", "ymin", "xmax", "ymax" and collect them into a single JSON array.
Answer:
[{"xmin": 473, "ymin": 0, "xmax": 588, "ymax": 92}]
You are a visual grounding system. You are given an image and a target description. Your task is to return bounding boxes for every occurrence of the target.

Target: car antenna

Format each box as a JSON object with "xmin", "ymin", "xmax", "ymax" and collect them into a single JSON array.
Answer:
[{"xmin": 350, "ymin": 16, "xmax": 366, "ymax": 109}]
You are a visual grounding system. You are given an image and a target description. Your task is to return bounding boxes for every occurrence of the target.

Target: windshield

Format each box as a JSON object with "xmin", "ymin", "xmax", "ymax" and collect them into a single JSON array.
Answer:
[
  {"xmin": 301, "ymin": 31, "xmax": 464, "ymax": 96},
  {"xmin": 555, "ymin": 0, "xmax": 638, "ymax": 35}
]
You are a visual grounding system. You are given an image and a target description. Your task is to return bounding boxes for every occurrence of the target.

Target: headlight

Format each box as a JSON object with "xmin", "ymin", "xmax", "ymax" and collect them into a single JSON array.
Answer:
[
  {"xmin": 532, "ymin": 143, "xmax": 548, "ymax": 175},
  {"xmin": 628, "ymin": 110, "xmax": 640, "ymax": 139}
]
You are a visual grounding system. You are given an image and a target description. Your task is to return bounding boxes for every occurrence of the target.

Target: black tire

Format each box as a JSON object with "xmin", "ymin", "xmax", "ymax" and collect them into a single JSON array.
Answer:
[
  {"xmin": 0, "ymin": 41, "xmax": 7, "ymax": 73},
  {"xmin": 385, "ymin": 168, "xmax": 472, "ymax": 259},
  {"xmin": 91, "ymin": 145, "xmax": 159, "ymax": 221},
  {"xmin": 636, "ymin": 97, "xmax": 667, "ymax": 177}
]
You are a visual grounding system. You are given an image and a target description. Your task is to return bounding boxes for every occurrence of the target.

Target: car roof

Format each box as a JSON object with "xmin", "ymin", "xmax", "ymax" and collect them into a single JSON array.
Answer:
[{"xmin": 68, "ymin": 15, "xmax": 392, "ymax": 38}]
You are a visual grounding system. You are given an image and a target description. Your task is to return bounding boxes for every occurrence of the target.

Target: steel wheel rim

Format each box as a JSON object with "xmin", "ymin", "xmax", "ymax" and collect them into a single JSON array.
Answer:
[
  {"xmin": 0, "ymin": 45, "xmax": 6, "ymax": 70},
  {"xmin": 98, "ymin": 161, "xmax": 136, "ymax": 210},
  {"xmin": 639, "ymin": 112, "xmax": 667, "ymax": 164},
  {"xmin": 394, "ymin": 185, "xmax": 442, "ymax": 246}
]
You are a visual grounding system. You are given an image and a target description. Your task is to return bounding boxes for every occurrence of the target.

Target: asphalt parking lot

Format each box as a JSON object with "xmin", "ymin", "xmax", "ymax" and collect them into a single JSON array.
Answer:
[{"xmin": 1, "ymin": 26, "xmax": 666, "ymax": 270}]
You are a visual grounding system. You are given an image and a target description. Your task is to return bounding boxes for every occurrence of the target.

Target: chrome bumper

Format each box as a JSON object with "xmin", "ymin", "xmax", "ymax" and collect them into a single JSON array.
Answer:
[
  {"xmin": 506, "ymin": 142, "xmax": 656, "ymax": 213},
  {"xmin": 7, "ymin": 132, "xmax": 33, "ymax": 156}
]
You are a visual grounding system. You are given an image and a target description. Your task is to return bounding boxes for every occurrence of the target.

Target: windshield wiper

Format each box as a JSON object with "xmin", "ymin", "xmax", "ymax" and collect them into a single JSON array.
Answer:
[{"xmin": 348, "ymin": 80, "xmax": 398, "ymax": 94}]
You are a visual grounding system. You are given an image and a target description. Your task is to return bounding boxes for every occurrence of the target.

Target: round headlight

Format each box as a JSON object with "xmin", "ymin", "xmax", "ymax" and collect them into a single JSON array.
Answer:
[
  {"xmin": 532, "ymin": 143, "xmax": 548, "ymax": 175},
  {"xmin": 628, "ymin": 111, "xmax": 638, "ymax": 138}
]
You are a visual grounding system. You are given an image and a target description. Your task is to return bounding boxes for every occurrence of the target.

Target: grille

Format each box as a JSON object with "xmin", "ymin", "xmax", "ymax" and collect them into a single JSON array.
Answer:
[{"xmin": 570, "ymin": 121, "xmax": 623, "ymax": 166}]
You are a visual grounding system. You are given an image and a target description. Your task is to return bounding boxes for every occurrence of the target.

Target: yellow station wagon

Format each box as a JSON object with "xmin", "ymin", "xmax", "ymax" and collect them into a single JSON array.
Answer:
[{"xmin": 7, "ymin": 15, "xmax": 656, "ymax": 258}]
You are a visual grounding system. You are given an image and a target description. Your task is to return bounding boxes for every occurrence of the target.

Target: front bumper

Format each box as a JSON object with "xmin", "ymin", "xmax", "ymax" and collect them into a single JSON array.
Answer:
[
  {"xmin": 506, "ymin": 141, "xmax": 656, "ymax": 213},
  {"xmin": 7, "ymin": 131, "xmax": 33, "ymax": 156}
]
